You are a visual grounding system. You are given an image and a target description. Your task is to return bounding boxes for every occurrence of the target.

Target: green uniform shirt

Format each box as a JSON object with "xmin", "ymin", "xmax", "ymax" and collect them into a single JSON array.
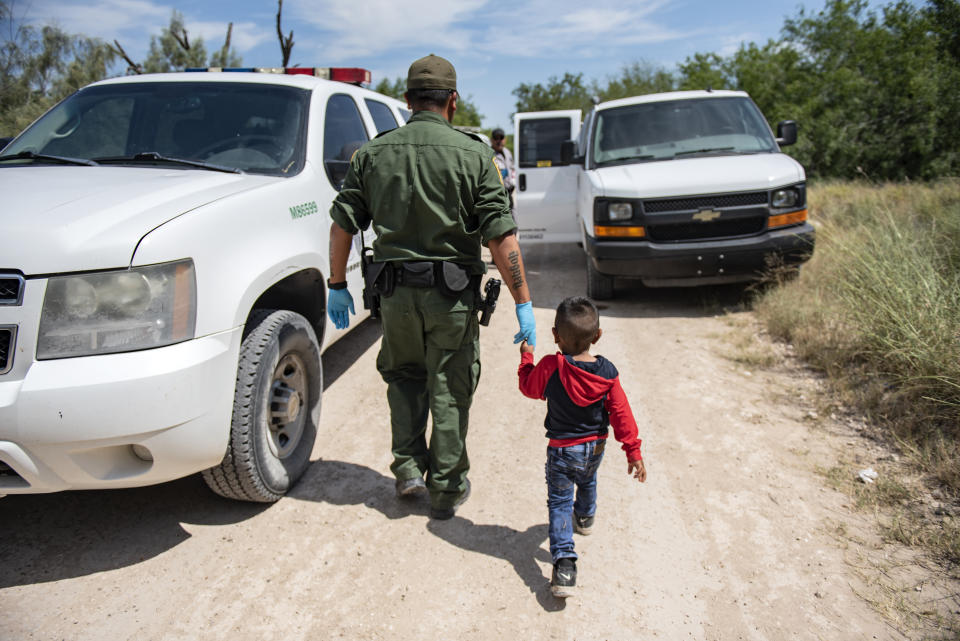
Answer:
[{"xmin": 330, "ymin": 110, "xmax": 516, "ymax": 275}]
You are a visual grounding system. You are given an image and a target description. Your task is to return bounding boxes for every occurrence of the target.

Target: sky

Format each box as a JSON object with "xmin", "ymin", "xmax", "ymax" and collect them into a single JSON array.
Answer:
[{"xmin": 17, "ymin": 0, "xmax": 889, "ymax": 132}]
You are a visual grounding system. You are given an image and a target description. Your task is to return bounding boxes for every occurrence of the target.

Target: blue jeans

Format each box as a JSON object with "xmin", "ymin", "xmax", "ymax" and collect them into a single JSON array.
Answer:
[{"xmin": 545, "ymin": 440, "xmax": 605, "ymax": 562}]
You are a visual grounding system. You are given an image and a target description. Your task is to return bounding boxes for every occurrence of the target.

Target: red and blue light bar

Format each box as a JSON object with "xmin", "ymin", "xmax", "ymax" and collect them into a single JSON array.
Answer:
[{"xmin": 184, "ymin": 67, "xmax": 371, "ymax": 85}]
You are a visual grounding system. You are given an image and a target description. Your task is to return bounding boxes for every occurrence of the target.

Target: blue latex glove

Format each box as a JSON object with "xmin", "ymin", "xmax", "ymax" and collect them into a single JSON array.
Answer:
[
  {"xmin": 327, "ymin": 288, "xmax": 355, "ymax": 330},
  {"xmin": 514, "ymin": 301, "xmax": 536, "ymax": 346}
]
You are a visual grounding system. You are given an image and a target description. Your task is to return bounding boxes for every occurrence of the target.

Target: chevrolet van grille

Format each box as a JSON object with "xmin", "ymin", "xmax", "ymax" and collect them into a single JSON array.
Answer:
[
  {"xmin": 0, "ymin": 274, "xmax": 25, "ymax": 305},
  {"xmin": 643, "ymin": 191, "xmax": 767, "ymax": 214},
  {"xmin": 646, "ymin": 216, "xmax": 767, "ymax": 242},
  {"xmin": 0, "ymin": 325, "xmax": 14, "ymax": 374}
]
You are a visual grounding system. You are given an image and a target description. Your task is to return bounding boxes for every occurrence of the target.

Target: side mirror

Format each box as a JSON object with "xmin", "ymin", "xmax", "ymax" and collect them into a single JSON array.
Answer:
[
  {"xmin": 776, "ymin": 120, "xmax": 797, "ymax": 147},
  {"xmin": 559, "ymin": 140, "xmax": 583, "ymax": 165},
  {"xmin": 0, "ymin": 137, "xmax": 12, "ymax": 152}
]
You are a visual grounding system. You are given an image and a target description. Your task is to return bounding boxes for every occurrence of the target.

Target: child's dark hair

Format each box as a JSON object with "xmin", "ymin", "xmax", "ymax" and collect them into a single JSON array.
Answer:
[{"xmin": 554, "ymin": 296, "xmax": 600, "ymax": 354}]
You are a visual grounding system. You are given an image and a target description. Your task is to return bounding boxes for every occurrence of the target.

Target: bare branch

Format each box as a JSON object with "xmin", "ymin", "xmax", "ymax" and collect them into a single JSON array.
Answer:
[
  {"xmin": 172, "ymin": 24, "xmax": 189, "ymax": 51},
  {"xmin": 111, "ymin": 39, "xmax": 142, "ymax": 74},
  {"xmin": 276, "ymin": 0, "xmax": 294, "ymax": 67},
  {"xmin": 220, "ymin": 22, "xmax": 232, "ymax": 63},
  {"xmin": 224, "ymin": 22, "xmax": 232, "ymax": 52}
]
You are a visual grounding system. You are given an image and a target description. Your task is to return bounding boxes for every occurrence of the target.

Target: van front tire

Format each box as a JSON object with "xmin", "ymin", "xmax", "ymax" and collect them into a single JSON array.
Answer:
[
  {"xmin": 203, "ymin": 309, "xmax": 321, "ymax": 502},
  {"xmin": 586, "ymin": 258, "xmax": 614, "ymax": 300}
]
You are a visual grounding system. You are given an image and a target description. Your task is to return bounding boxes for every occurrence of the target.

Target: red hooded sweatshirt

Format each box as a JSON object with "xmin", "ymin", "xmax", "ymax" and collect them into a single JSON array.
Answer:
[{"xmin": 519, "ymin": 352, "xmax": 642, "ymax": 462}]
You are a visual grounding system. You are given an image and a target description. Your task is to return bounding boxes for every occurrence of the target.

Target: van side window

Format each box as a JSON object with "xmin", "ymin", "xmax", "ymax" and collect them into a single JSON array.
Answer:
[
  {"xmin": 518, "ymin": 117, "xmax": 570, "ymax": 168},
  {"xmin": 323, "ymin": 93, "xmax": 370, "ymax": 189},
  {"xmin": 364, "ymin": 99, "xmax": 399, "ymax": 133}
]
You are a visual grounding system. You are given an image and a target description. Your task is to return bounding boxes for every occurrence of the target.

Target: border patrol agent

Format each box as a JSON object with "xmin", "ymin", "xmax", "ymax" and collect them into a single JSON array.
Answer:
[{"xmin": 327, "ymin": 54, "xmax": 536, "ymax": 520}]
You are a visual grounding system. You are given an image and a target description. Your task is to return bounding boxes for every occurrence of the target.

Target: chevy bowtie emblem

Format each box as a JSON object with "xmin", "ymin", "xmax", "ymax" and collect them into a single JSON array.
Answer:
[{"xmin": 693, "ymin": 209, "xmax": 721, "ymax": 222}]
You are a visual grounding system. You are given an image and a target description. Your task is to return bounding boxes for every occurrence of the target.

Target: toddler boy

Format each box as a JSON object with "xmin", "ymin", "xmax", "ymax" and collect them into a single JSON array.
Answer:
[{"xmin": 518, "ymin": 296, "xmax": 646, "ymax": 598}]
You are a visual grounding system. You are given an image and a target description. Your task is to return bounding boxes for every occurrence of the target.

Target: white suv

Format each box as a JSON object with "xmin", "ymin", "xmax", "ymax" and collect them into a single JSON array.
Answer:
[{"xmin": 0, "ymin": 68, "xmax": 407, "ymax": 501}]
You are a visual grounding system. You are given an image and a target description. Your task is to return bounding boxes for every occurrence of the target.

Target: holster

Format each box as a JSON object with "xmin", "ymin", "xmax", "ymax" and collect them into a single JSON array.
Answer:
[
  {"xmin": 361, "ymin": 247, "xmax": 394, "ymax": 319},
  {"xmin": 435, "ymin": 261, "xmax": 473, "ymax": 297}
]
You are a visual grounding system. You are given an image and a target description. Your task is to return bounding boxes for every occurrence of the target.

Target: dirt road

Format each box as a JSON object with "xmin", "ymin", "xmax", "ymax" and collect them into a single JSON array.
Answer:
[{"xmin": 0, "ymin": 243, "xmax": 901, "ymax": 640}]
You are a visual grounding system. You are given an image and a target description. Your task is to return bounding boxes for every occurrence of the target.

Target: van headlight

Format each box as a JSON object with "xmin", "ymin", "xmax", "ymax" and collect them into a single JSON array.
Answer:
[
  {"xmin": 608, "ymin": 202, "xmax": 634, "ymax": 221},
  {"xmin": 37, "ymin": 260, "xmax": 197, "ymax": 359},
  {"xmin": 772, "ymin": 187, "xmax": 802, "ymax": 208}
]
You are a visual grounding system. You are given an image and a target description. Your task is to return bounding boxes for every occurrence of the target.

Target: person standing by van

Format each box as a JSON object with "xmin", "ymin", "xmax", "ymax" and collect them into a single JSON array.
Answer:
[
  {"xmin": 326, "ymin": 54, "xmax": 537, "ymax": 520},
  {"xmin": 490, "ymin": 128, "xmax": 516, "ymax": 221}
]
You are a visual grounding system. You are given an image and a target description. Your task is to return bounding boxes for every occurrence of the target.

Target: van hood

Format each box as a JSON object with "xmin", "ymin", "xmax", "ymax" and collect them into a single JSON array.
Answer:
[
  {"xmin": 0, "ymin": 167, "xmax": 274, "ymax": 274},
  {"xmin": 593, "ymin": 153, "xmax": 804, "ymax": 199}
]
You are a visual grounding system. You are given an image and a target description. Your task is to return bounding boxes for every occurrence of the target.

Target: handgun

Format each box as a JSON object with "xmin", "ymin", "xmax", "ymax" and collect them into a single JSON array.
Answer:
[{"xmin": 478, "ymin": 278, "xmax": 501, "ymax": 326}]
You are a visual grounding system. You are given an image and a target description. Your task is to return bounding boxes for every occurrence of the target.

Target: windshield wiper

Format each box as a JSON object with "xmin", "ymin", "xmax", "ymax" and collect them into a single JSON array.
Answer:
[
  {"xmin": 600, "ymin": 154, "xmax": 657, "ymax": 165},
  {"xmin": 0, "ymin": 150, "xmax": 99, "ymax": 166},
  {"xmin": 673, "ymin": 147, "xmax": 736, "ymax": 158},
  {"xmin": 94, "ymin": 151, "xmax": 242, "ymax": 174}
]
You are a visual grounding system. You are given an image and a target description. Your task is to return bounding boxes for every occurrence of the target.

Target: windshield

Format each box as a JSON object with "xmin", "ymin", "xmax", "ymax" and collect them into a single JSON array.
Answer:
[
  {"xmin": 592, "ymin": 97, "xmax": 778, "ymax": 167},
  {"xmin": 3, "ymin": 82, "xmax": 310, "ymax": 176}
]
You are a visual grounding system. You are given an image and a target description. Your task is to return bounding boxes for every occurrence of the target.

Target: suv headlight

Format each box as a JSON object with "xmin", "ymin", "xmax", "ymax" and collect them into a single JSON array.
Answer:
[
  {"xmin": 772, "ymin": 187, "xmax": 802, "ymax": 208},
  {"xmin": 37, "ymin": 260, "xmax": 196, "ymax": 359}
]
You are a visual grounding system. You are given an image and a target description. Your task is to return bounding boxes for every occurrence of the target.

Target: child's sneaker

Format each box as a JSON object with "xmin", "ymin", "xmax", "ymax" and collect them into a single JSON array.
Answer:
[
  {"xmin": 550, "ymin": 558, "xmax": 577, "ymax": 598},
  {"xmin": 574, "ymin": 513, "xmax": 594, "ymax": 535}
]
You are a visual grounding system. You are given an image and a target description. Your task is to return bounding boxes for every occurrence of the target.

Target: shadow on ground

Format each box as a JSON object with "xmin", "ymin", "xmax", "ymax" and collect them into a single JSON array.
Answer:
[
  {"xmin": 292, "ymin": 459, "xmax": 565, "ymax": 611},
  {"xmin": 427, "ymin": 517, "xmax": 565, "ymax": 612},
  {"xmin": 322, "ymin": 316, "xmax": 382, "ymax": 390},
  {"xmin": 0, "ymin": 474, "xmax": 268, "ymax": 588},
  {"xmin": 519, "ymin": 242, "xmax": 762, "ymax": 319}
]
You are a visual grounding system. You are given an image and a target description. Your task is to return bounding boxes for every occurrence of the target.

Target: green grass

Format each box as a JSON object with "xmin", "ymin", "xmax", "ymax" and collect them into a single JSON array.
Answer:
[{"xmin": 756, "ymin": 181, "xmax": 960, "ymax": 496}]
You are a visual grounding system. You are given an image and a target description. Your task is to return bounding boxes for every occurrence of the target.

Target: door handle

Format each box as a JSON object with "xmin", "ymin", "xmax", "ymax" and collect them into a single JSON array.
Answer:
[{"xmin": 519, "ymin": 174, "xmax": 526, "ymax": 192}]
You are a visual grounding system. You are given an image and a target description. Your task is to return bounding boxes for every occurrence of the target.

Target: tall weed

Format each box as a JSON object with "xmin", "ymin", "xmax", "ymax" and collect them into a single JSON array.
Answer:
[{"xmin": 755, "ymin": 180, "xmax": 960, "ymax": 489}]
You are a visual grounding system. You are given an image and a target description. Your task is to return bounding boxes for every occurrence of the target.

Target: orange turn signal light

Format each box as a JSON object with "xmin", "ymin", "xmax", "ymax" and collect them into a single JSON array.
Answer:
[
  {"xmin": 769, "ymin": 209, "xmax": 808, "ymax": 229},
  {"xmin": 595, "ymin": 225, "xmax": 646, "ymax": 238}
]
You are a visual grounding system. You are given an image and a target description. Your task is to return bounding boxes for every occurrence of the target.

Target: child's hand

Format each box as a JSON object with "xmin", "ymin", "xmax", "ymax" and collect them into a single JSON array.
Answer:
[
  {"xmin": 520, "ymin": 339, "xmax": 535, "ymax": 354},
  {"xmin": 628, "ymin": 458, "xmax": 646, "ymax": 483}
]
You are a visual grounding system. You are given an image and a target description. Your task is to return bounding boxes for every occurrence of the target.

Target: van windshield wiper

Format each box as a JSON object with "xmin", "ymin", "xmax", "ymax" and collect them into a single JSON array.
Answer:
[
  {"xmin": 600, "ymin": 154, "xmax": 657, "ymax": 166},
  {"xmin": 673, "ymin": 147, "xmax": 736, "ymax": 158},
  {"xmin": 0, "ymin": 150, "xmax": 99, "ymax": 166},
  {"xmin": 94, "ymin": 151, "xmax": 242, "ymax": 174}
]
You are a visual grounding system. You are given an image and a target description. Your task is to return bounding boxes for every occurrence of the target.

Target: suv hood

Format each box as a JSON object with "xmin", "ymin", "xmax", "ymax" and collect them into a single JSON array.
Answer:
[
  {"xmin": 0, "ymin": 167, "xmax": 274, "ymax": 274},
  {"xmin": 594, "ymin": 153, "xmax": 804, "ymax": 198}
]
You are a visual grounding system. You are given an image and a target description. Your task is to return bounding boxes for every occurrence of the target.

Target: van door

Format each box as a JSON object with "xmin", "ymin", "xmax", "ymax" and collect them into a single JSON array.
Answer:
[{"xmin": 513, "ymin": 110, "xmax": 581, "ymax": 243}]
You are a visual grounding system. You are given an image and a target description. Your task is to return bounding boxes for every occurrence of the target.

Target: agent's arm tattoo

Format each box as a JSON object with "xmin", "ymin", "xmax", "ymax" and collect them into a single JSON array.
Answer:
[{"xmin": 508, "ymin": 250, "xmax": 524, "ymax": 291}]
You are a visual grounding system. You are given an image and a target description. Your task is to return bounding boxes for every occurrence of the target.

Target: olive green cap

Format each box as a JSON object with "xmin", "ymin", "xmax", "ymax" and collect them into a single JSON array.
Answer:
[{"xmin": 406, "ymin": 54, "xmax": 457, "ymax": 91}]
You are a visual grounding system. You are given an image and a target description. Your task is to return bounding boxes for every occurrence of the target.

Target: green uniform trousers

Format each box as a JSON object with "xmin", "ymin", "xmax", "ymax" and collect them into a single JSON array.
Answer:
[{"xmin": 376, "ymin": 284, "xmax": 480, "ymax": 510}]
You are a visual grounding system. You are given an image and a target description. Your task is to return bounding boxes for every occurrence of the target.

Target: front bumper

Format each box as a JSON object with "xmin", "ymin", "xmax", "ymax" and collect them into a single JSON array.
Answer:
[
  {"xmin": 585, "ymin": 223, "xmax": 815, "ymax": 287},
  {"xmin": 0, "ymin": 329, "xmax": 241, "ymax": 494}
]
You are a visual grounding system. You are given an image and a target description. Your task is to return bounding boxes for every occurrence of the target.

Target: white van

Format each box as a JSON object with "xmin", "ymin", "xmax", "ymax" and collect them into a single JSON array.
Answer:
[
  {"xmin": 0, "ymin": 68, "xmax": 408, "ymax": 501},
  {"xmin": 514, "ymin": 90, "xmax": 815, "ymax": 298}
]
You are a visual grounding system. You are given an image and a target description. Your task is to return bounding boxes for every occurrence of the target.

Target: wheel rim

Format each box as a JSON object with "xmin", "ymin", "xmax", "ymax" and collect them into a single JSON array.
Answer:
[{"xmin": 267, "ymin": 353, "xmax": 308, "ymax": 459}]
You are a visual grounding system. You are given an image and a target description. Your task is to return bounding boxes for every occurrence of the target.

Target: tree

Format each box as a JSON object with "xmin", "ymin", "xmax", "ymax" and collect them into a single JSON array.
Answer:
[
  {"xmin": 673, "ymin": 0, "xmax": 958, "ymax": 179},
  {"xmin": 209, "ymin": 22, "xmax": 242, "ymax": 68},
  {"xmin": 374, "ymin": 74, "xmax": 483, "ymax": 126},
  {"xmin": 452, "ymin": 94, "xmax": 483, "ymax": 127},
  {"xmin": 1, "ymin": 1, "xmax": 115, "ymax": 134},
  {"xmin": 373, "ymin": 76, "xmax": 404, "ymax": 99},
  {"xmin": 600, "ymin": 61, "xmax": 675, "ymax": 101},
  {"xmin": 778, "ymin": 0, "xmax": 952, "ymax": 178},
  {"xmin": 276, "ymin": 0, "xmax": 293, "ymax": 67},
  {"xmin": 113, "ymin": 11, "xmax": 239, "ymax": 74},
  {"xmin": 142, "ymin": 10, "xmax": 207, "ymax": 73},
  {"xmin": 677, "ymin": 52, "xmax": 729, "ymax": 91},
  {"xmin": 512, "ymin": 72, "xmax": 592, "ymax": 113}
]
